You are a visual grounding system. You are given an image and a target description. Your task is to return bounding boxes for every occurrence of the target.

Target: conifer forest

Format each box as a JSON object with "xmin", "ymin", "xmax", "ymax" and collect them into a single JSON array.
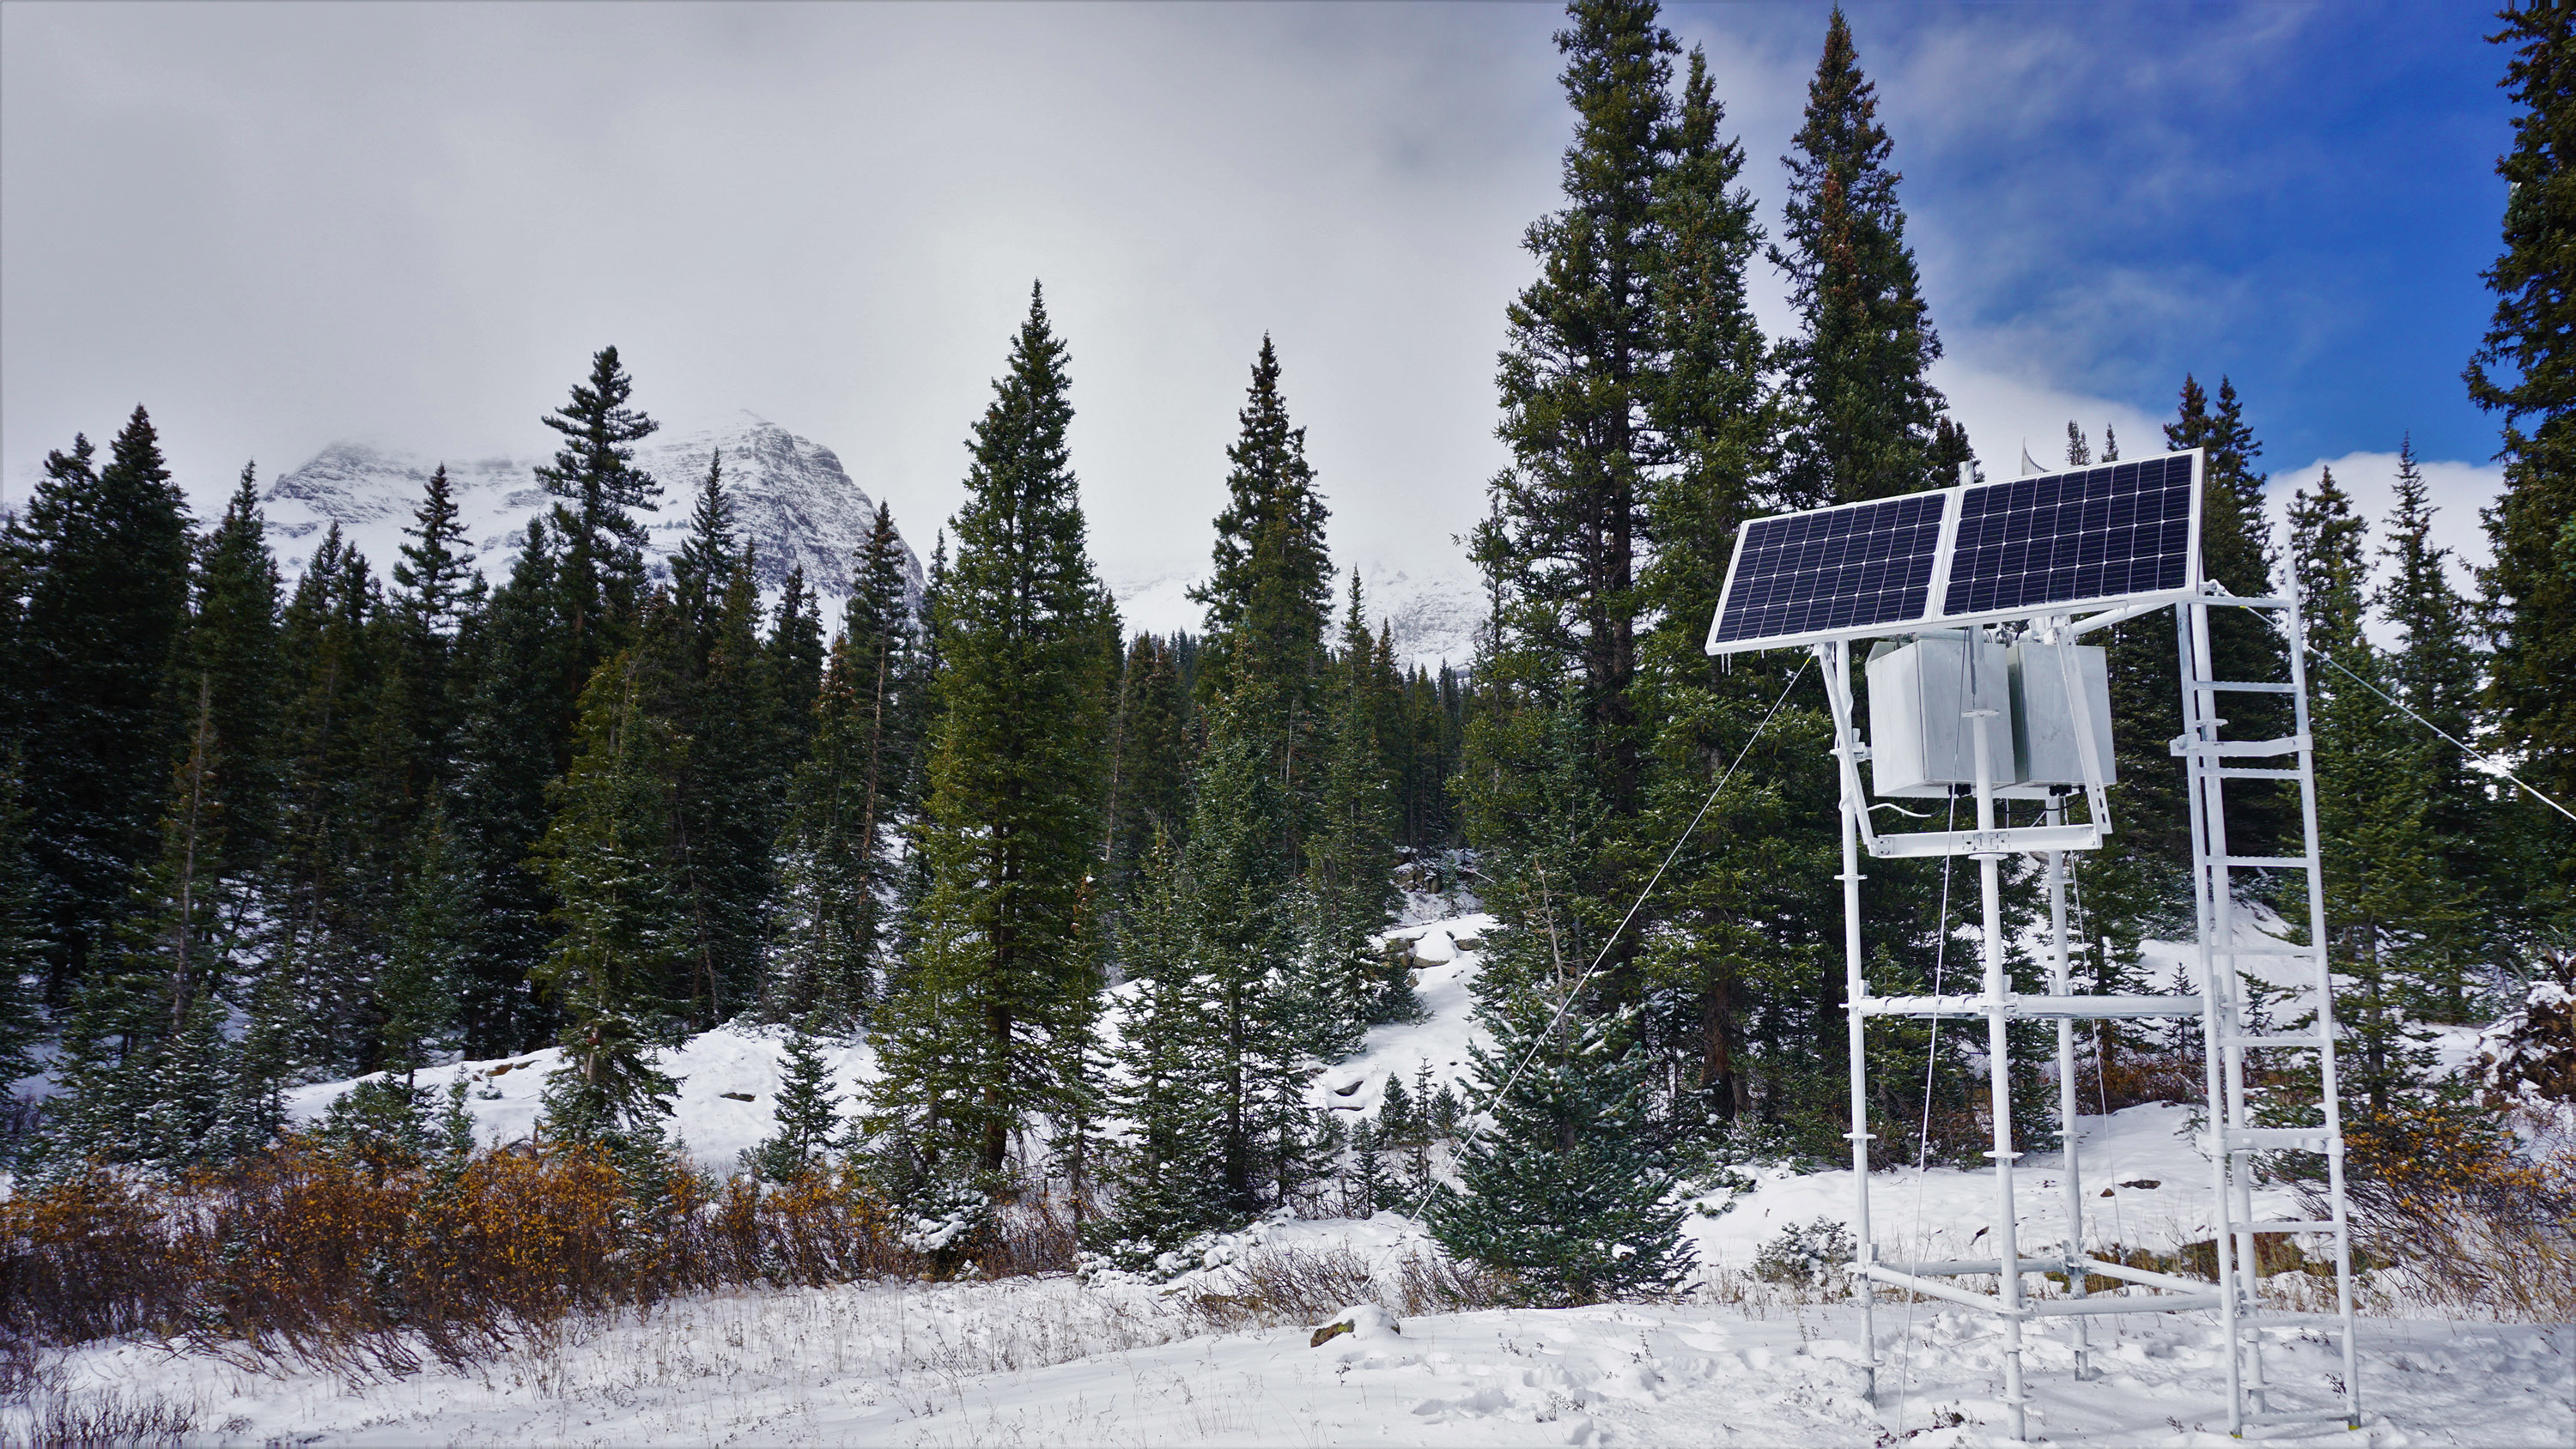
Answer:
[{"xmin": 3, "ymin": 2, "xmax": 2573, "ymax": 1440}]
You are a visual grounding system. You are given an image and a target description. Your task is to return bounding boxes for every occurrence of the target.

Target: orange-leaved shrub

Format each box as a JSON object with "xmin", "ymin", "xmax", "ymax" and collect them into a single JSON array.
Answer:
[{"xmin": 0, "ymin": 1132, "xmax": 1056, "ymax": 1373}]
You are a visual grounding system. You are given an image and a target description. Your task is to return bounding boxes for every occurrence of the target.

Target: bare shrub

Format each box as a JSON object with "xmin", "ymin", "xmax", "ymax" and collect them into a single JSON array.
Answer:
[
  {"xmin": 2320, "ymin": 1103, "xmax": 2576, "ymax": 1322},
  {"xmin": 1179, "ymin": 1242, "xmax": 1514, "ymax": 1331},
  {"xmin": 0, "ymin": 1136, "xmax": 1091, "ymax": 1373},
  {"xmin": 2, "ymin": 1386, "xmax": 198, "ymax": 1448}
]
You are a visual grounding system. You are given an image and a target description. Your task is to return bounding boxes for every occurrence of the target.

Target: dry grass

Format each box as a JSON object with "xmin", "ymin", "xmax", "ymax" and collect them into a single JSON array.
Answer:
[
  {"xmin": 2320, "ymin": 1103, "xmax": 2576, "ymax": 1323},
  {"xmin": 1173, "ymin": 1242, "xmax": 1517, "ymax": 1332},
  {"xmin": 0, "ymin": 1135, "xmax": 1081, "ymax": 1377}
]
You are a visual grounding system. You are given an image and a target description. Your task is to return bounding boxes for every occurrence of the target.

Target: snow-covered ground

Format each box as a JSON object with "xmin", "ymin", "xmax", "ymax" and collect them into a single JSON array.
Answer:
[
  {"xmin": 23, "ymin": 1259, "xmax": 2568, "ymax": 1446},
  {"xmin": 43, "ymin": 908, "xmax": 2564, "ymax": 1445}
]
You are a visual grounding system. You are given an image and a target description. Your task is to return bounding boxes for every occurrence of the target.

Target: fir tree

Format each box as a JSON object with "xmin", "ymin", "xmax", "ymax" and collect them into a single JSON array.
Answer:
[
  {"xmin": 1427, "ymin": 986, "xmax": 1693, "ymax": 1306},
  {"xmin": 2378, "ymin": 435, "xmax": 2502, "ymax": 1003},
  {"xmin": 1105, "ymin": 634, "xmax": 1193, "ymax": 900},
  {"xmin": 39, "ymin": 677, "xmax": 227, "ymax": 1172},
  {"xmin": 2065, "ymin": 422, "xmax": 2092, "ymax": 467},
  {"xmin": 379, "ymin": 806, "xmax": 471, "ymax": 1082},
  {"xmin": 12, "ymin": 412, "xmax": 194, "ymax": 1003},
  {"xmin": 0, "ymin": 756, "xmax": 44, "ymax": 1090},
  {"xmin": 2467, "ymin": 0, "xmax": 2576, "ymax": 817},
  {"xmin": 2290, "ymin": 466, "xmax": 2462, "ymax": 1113},
  {"xmin": 2171, "ymin": 375, "xmax": 2293, "ymax": 851},
  {"xmin": 190, "ymin": 464, "xmax": 285, "ymax": 888},
  {"xmin": 1344, "ymin": 1113, "xmax": 1389, "ymax": 1218},
  {"xmin": 771, "ymin": 631, "xmax": 886, "ymax": 1024},
  {"xmin": 532, "ymin": 652, "xmax": 688, "ymax": 1147},
  {"xmin": 1094, "ymin": 834, "xmax": 1231, "ymax": 1256},
  {"xmin": 648, "ymin": 458, "xmax": 779, "ymax": 1025},
  {"xmin": 450, "ymin": 519, "xmax": 576, "ymax": 1054},
  {"xmin": 1192, "ymin": 336, "xmax": 1334, "ymax": 717},
  {"xmin": 385, "ymin": 463, "xmax": 478, "ymax": 813},
  {"xmin": 763, "ymin": 564, "xmax": 827, "ymax": 771},
  {"xmin": 534, "ymin": 346, "xmax": 661, "ymax": 669},
  {"xmin": 1772, "ymin": 9, "xmax": 1951, "ymax": 508},
  {"xmin": 874, "ymin": 284, "xmax": 1118, "ymax": 1181},
  {"xmin": 1182, "ymin": 687, "xmax": 1315, "ymax": 1214},
  {"xmin": 1309, "ymin": 573, "xmax": 1406, "ymax": 1023},
  {"xmin": 746, "ymin": 1016, "xmax": 843, "ymax": 1182},
  {"xmin": 267, "ymin": 527, "xmax": 395, "ymax": 1076}
]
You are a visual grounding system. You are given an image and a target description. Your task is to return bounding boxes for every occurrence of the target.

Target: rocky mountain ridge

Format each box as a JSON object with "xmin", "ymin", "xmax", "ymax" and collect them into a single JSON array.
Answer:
[{"xmin": 262, "ymin": 412, "xmax": 923, "ymax": 604}]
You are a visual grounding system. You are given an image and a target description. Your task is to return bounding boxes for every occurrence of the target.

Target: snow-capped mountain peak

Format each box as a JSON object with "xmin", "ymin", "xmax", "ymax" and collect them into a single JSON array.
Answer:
[{"xmin": 261, "ymin": 413, "xmax": 922, "ymax": 605}]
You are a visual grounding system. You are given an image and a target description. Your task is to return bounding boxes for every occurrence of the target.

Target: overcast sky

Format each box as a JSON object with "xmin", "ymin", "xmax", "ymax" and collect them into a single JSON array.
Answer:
[{"xmin": 0, "ymin": 1, "xmax": 2513, "ymax": 599}]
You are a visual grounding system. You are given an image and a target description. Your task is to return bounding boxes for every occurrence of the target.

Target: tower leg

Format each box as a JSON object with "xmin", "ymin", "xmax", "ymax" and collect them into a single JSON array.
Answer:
[
  {"xmin": 1829, "ymin": 642, "xmax": 1880, "ymax": 1407},
  {"xmin": 1969, "ymin": 705, "xmax": 2026, "ymax": 1441},
  {"xmin": 2047, "ymin": 809, "xmax": 2089, "ymax": 1379}
]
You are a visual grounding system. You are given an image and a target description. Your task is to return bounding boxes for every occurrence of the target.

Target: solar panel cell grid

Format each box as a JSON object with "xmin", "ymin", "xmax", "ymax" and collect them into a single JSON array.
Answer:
[
  {"xmin": 1941, "ymin": 456, "xmax": 2192, "ymax": 617},
  {"xmin": 1710, "ymin": 492, "xmax": 1946, "ymax": 646}
]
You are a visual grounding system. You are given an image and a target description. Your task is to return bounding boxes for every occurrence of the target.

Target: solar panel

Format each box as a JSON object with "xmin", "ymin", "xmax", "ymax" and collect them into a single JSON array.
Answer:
[
  {"xmin": 1707, "ymin": 492, "xmax": 1947, "ymax": 648},
  {"xmin": 1704, "ymin": 450, "xmax": 2202, "ymax": 654},
  {"xmin": 1941, "ymin": 455, "xmax": 2196, "ymax": 617}
]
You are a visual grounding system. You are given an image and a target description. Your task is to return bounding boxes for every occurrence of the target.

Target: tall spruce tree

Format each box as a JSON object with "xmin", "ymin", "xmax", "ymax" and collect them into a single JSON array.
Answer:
[
  {"xmin": 1308, "ymin": 573, "xmax": 1406, "ymax": 1023},
  {"xmin": 872, "ymin": 285, "xmax": 1119, "ymax": 1183},
  {"xmin": 1192, "ymin": 337, "xmax": 1334, "ymax": 713},
  {"xmin": 11, "ymin": 413, "xmax": 194, "ymax": 1003},
  {"xmin": 770, "ymin": 518, "xmax": 914, "ymax": 1028},
  {"xmin": 266, "ymin": 528, "xmax": 396, "ymax": 1076},
  {"xmin": 2468, "ymin": 0, "xmax": 2576, "ymax": 821},
  {"xmin": 189, "ymin": 465, "xmax": 284, "ymax": 890},
  {"xmin": 2289, "ymin": 467, "xmax": 2461, "ymax": 1114},
  {"xmin": 1771, "ymin": 9, "xmax": 1952, "ymax": 508},
  {"xmin": 450, "ymin": 520, "xmax": 576, "ymax": 1054},
  {"xmin": 1479, "ymin": 0, "xmax": 1677, "ymax": 838},
  {"xmin": 647, "ymin": 458, "xmax": 778, "ymax": 1026},
  {"xmin": 1093, "ymin": 834, "xmax": 1232, "ymax": 1257},
  {"xmin": 534, "ymin": 347, "xmax": 661, "ymax": 672},
  {"xmin": 2378, "ymin": 436, "xmax": 2503, "ymax": 998},
  {"xmin": 531, "ymin": 650, "xmax": 686, "ymax": 1147},
  {"xmin": 384, "ymin": 464, "xmax": 478, "ymax": 815}
]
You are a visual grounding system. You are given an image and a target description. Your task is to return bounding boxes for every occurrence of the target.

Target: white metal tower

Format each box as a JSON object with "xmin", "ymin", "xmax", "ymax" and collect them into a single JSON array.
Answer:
[{"xmin": 1706, "ymin": 449, "xmax": 2360, "ymax": 1439}]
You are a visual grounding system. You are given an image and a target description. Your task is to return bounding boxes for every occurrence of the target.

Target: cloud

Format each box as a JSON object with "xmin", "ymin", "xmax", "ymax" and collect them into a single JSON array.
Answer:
[
  {"xmin": 2266, "ymin": 450, "xmax": 2500, "ymax": 595},
  {"xmin": 2, "ymin": 0, "xmax": 2509, "ymax": 623}
]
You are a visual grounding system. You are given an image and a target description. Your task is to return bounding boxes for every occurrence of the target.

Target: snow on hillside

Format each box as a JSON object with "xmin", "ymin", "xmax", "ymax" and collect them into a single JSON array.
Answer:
[
  {"xmin": 262, "ymin": 412, "xmax": 922, "ymax": 603},
  {"xmin": 284, "ymin": 1024, "xmax": 880, "ymax": 1173},
  {"xmin": 290, "ymin": 907, "xmax": 2313, "ymax": 1272}
]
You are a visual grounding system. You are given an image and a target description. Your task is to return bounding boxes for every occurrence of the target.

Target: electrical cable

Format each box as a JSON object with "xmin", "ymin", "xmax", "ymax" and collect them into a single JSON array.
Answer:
[{"xmin": 2287, "ymin": 629, "xmax": 2574, "ymax": 824}]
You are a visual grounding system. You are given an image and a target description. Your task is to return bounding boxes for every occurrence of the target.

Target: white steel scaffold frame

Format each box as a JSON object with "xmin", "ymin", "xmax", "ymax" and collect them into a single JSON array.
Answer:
[{"xmin": 1817, "ymin": 579, "xmax": 2361, "ymax": 1441}]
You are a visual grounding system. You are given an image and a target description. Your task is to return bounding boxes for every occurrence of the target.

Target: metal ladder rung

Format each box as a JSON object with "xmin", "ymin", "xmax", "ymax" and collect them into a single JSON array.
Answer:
[
  {"xmin": 2240, "ymin": 1409, "xmax": 2358, "ymax": 1428},
  {"xmin": 2223, "ymin": 1128, "xmax": 2339, "ymax": 1151},
  {"xmin": 2218, "ymin": 767, "xmax": 2302, "ymax": 779},
  {"xmin": 2221, "ymin": 855, "xmax": 2312, "ymax": 870},
  {"xmin": 2236, "ymin": 1219, "xmax": 2340, "ymax": 1234},
  {"xmin": 2220, "ymin": 947, "xmax": 2320, "ymax": 958},
  {"xmin": 2228, "ymin": 1034, "xmax": 2325, "ymax": 1049},
  {"xmin": 2169, "ymin": 734, "xmax": 2311, "ymax": 759},
  {"xmin": 2191, "ymin": 678, "xmax": 2298, "ymax": 694}
]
